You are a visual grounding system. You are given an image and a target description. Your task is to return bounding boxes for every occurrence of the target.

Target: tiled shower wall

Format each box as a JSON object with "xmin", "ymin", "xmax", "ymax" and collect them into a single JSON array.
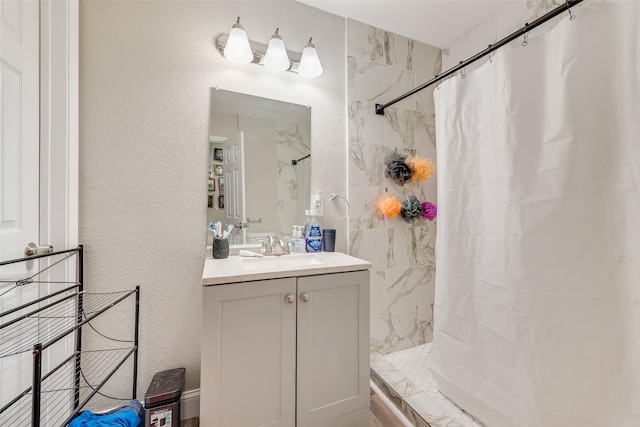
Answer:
[{"xmin": 346, "ymin": 20, "xmax": 442, "ymax": 356}]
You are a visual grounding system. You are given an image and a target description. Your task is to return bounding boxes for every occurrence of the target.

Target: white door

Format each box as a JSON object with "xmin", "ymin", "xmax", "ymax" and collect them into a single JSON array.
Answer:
[
  {"xmin": 0, "ymin": 0, "xmax": 41, "ymax": 422},
  {"xmin": 1, "ymin": 1, "xmax": 78, "ymax": 424},
  {"xmin": 222, "ymin": 132, "xmax": 246, "ymax": 243},
  {"xmin": 0, "ymin": 0, "xmax": 40, "ymax": 263},
  {"xmin": 297, "ymin": 271, "xmax": 371, "ymax": 427}
]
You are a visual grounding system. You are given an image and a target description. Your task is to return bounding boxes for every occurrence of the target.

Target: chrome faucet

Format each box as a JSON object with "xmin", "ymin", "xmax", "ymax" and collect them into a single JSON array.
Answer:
[
  {"xmin": 272, "ymin": 239, "xmax": 290, "ymax": 256},
  {"xmin": 256, "ymin": 235, "xmax": 290, "ymax": 256},
  {"xmin": 256, "ymin": 236, "xmax": 273, "ymax": 255}
]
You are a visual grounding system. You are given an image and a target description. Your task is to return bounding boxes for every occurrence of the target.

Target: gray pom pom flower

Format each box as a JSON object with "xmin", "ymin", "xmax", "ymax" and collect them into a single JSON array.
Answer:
[
  {"xmin": 401, "ymin": 196, "xmax": 423, "ymax": 223},
  {"xmin": 384, "ymin": 152, "xmax": 413, "ymax": 186}
]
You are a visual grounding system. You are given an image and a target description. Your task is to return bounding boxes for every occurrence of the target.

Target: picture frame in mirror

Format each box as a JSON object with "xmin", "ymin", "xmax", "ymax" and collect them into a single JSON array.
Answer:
[
  {"xmin": 214, "ymin": 165, "xmax": 223, "ymax": 176},
  {"xmin": 218, "ymin": 195, "xmax": 225, "ymax": 208},
  {"xmin": 214, "ymin": 148, "xmax": 223, "ymax": 162}
]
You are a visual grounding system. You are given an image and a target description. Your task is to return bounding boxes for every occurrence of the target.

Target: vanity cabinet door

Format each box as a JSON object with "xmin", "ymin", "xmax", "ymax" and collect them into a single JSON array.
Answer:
[
  {"xmin": 201, "ymin": 278, "xmax": 297, "ymax": 427},
  {"xmin": 296, "ymin": 270, "xmax": 370, "ymax": 427}
]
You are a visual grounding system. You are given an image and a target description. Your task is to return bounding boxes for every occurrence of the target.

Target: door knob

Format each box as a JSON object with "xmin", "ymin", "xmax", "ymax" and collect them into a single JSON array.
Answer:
[
  {"xmin": 301, "ymin": 293, "xmax": 310, "ymax": 303},
  {"xmin": 24, "ymin": 243, "xmax": 53, "ymax": 257},
  {"xmin": 285, "ymin": 294, "xmax": 295, "ymax": 304}
]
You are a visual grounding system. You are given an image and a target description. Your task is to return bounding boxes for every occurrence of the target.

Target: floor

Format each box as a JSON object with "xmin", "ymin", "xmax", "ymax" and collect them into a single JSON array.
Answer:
[
  {"xmin": 180, "ymin": 343, "xmax": 483, "ymax": 427},
  {"xmin": 179, "ymin": 388, "xmax": 408, "ymax": 427},
  {"xmin": 371, "ymin": 343, "xmax": 484, "ymax": 427}
]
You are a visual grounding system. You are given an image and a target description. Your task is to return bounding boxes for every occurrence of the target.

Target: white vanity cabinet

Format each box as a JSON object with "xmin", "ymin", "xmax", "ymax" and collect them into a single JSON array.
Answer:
[{"xmin": 200, "ymin": 269, "xmax": 370, "ymax": 427}]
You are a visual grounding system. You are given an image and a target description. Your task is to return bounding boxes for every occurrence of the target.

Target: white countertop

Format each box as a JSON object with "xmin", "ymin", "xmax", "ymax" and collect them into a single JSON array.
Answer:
[{"xmin": 202, "ymin": 252, "xmax": 371, "ymax": 286}]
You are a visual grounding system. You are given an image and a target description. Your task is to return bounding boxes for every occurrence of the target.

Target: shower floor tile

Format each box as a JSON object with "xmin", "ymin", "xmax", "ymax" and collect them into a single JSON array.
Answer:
[{"xmin": 371, "ymin": 343, "xmax": 485, "ymax": 427}]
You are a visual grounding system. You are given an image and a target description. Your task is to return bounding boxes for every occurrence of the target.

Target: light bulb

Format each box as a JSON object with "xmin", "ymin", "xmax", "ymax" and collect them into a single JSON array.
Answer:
[
  {"xmin": 298, "ymin": 37, "xmax": 323, "ymax": 78},
  {"xmin": 263, "ymin": 28, "xmax": 290, "ymax": 72},
  {"xmin": 223, "ymin": 17, "xmax": 253, "ymax": 64}
]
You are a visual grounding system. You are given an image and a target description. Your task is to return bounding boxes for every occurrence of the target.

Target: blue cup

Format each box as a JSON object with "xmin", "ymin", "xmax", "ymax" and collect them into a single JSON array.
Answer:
[{"xmin": 322, "ymin": 229, "xmax": 336, "ymax": 252}]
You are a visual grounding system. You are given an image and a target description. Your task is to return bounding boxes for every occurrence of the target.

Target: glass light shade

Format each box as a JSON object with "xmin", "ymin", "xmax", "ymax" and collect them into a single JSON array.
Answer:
[
  {"xmin": 298, "ymin": 39, "xmax": 323, "ymax": 78},
  {"xmin": 223, "ymin": 20, "xmax": 253, "ymax": 64},
  {"xmin": 263, "ymin": 29, "xmax": 290, "ymax": 71}
]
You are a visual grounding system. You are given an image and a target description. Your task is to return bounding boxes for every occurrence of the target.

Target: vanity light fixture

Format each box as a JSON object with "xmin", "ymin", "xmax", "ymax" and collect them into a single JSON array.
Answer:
[
  {"xmin": 216, "ymin": 22, "xmax": 323, "ymax": 78},
  {"xmin": 263, "ymin": 28, "xmax": 290, "ymax": 72},
  {"xmin": 223, "ymin": 17, "xmax": 253, "ymax": 64},
  {"xmin": 297, "ymin": 37, "xmax": 323, "ymax": 78}
]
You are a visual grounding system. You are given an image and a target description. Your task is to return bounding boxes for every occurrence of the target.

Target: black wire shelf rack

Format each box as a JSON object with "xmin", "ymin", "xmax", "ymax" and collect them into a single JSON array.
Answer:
[{"xmin": 0, "ymin": 246, "xmax": 140, "ymax": 427}]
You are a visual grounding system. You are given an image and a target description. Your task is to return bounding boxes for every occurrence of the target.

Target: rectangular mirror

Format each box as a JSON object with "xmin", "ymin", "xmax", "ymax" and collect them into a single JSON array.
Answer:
[{"xmin": 207, "ymin": 89, "xmax": 311, "ymax": 247}]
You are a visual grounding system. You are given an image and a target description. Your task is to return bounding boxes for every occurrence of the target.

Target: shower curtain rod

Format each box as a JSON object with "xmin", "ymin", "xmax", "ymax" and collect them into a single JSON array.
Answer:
[
  {"xmin": 375, "ymin": 0, "xmax": 584, "ymax": 115},
  {"xmin": 292, "ymin": 154, "xmax": 310, "ymax": 165}
]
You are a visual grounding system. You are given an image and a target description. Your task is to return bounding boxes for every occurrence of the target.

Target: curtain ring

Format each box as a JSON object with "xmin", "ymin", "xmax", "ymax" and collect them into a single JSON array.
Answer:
[
  {"xmin": 488, "ymin": 45, "xmax": 495, "ymax": 63},
  {"xmin": 459, "ymin": 61, "xmax": 466, "ymax": 79},
  {"xmin": 566, "ymin": 0, "xmax": 576, "ymax": 21},
  {"xmin": 522, "ymin": 23, "xmax": 529, "ymax": 46}
]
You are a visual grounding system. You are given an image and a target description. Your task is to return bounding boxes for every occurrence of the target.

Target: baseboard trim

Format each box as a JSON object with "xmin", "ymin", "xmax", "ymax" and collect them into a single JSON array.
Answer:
[{"xmin": 180, "ymin": 388, "xmax": 200, "ymax": 420}]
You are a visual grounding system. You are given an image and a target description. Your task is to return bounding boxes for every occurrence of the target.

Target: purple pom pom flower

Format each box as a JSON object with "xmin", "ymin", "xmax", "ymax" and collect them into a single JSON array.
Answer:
[{"xmin": 421, "ymin": 201, "xmax": 437, "ymax": 221}]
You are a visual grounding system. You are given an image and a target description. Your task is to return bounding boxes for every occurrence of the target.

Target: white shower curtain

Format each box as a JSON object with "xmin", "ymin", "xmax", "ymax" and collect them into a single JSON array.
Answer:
[{"xmin": 432, "ymin": 3, "xmax": 640, "ymax": 427}]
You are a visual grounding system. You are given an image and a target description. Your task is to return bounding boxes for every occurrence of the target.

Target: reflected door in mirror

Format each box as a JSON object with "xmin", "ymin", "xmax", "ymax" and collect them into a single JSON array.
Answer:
[{"xmin": 223, "ymin": 133, "xmax": 246, "ymax": 244}]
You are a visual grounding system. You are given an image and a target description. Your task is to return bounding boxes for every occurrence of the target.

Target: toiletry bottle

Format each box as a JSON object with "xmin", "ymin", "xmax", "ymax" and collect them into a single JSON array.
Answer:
[
  {"xmin": 291, "ymin": 225, "xmax": 306, "ymax": 253},
  {"xmin": 305, "ymin": 210, "xmax": 323, "ymax": 252}
]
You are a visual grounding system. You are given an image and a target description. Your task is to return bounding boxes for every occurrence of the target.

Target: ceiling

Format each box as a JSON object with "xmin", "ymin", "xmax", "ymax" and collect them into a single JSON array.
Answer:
[{"xmin": 297, "ymin": 0, "xmax": 505, "ymax": 48}]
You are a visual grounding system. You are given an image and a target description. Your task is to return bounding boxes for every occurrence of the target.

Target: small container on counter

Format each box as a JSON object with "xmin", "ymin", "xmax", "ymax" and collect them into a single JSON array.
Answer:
[
  {"xmin": 212, "ymin": 239, "xmax": 229, "ymax": 259},
  {"xmin": 322, "ymin": 229, "xmax": 336, "ymax": 252}
]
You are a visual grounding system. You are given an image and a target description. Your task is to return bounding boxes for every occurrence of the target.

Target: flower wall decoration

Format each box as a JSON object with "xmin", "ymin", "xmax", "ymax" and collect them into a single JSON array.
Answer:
[
  {"xmin": 408, "ymin": 155, "xmax": 435, "ymax": 181},
  {"xmin": 378, "ymin": 151, "xmax": 438, "ymax": 222},
  {"xmin": 378, "ymin": 195, "xmax": 402, "ymax": 219},
  {"xmin": 384, "ymin": 152, "xmax": 413, "ymax": 186},
  {"xmin": 400, "ymin": 196, "xmax": 423, "ymax": 223},
  {"xmin": 384, "ymin": 152, "xmax": 436, "ymax": 185},
  {"xmin": 421, "ymin": 201, "xmax": 437, "ymax": 221}
]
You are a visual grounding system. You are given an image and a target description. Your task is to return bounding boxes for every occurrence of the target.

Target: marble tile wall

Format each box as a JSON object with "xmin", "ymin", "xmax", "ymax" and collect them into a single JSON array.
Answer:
[
  {"xmin": 346, "ymin": 19, "xmax": 441, "ymax": 356},
  {"xmin": 275, "ymin": 121, "xmax": 310, "ymax": 237}
]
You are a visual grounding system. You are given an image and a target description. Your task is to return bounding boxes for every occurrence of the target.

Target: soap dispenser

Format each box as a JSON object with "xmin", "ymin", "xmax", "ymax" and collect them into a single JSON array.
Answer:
[{"xmin": 290, "ymin": 225, "xmax": 306, "ymax": 253}]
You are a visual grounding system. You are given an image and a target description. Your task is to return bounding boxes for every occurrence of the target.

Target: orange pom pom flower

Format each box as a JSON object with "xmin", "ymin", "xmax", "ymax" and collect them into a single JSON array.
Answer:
[
  {"xmin": 379, "ymin": 196, "xmax": 402, "ymax": 219},
  {"xmin": 408, "ymin": 156, "xmax": 435, "ymax": 181}
]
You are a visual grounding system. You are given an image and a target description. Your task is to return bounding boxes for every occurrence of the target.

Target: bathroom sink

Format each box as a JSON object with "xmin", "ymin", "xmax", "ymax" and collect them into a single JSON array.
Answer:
[
  {"xmin": 240, "ymin": 253, "xmax": 325, "ymax": 271},
  {"xmin": 202, "ymin": 251, "xmax": 371, "ymax": 285}
]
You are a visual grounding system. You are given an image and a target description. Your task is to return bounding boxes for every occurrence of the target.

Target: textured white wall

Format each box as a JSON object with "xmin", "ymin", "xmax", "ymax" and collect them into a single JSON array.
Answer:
[{"xmin": 79, "ymin": 0, "xmax": 346, "ymax": 394}]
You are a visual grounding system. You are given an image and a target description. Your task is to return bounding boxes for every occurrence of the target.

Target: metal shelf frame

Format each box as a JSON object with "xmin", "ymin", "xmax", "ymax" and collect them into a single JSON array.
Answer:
[{"xmin": 0, "ymin": 246, "xmax": 140, "ymax": 427}]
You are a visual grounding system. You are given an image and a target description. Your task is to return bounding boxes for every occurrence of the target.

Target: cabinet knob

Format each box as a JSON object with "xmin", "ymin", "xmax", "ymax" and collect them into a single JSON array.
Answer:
[
  {"xmin": 301, "ymin": 293, "xmax": 310, "ymax": 303},
  {"xmin": 285, "ymin": 294, "xmax": 295, "ymax": 304}
]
